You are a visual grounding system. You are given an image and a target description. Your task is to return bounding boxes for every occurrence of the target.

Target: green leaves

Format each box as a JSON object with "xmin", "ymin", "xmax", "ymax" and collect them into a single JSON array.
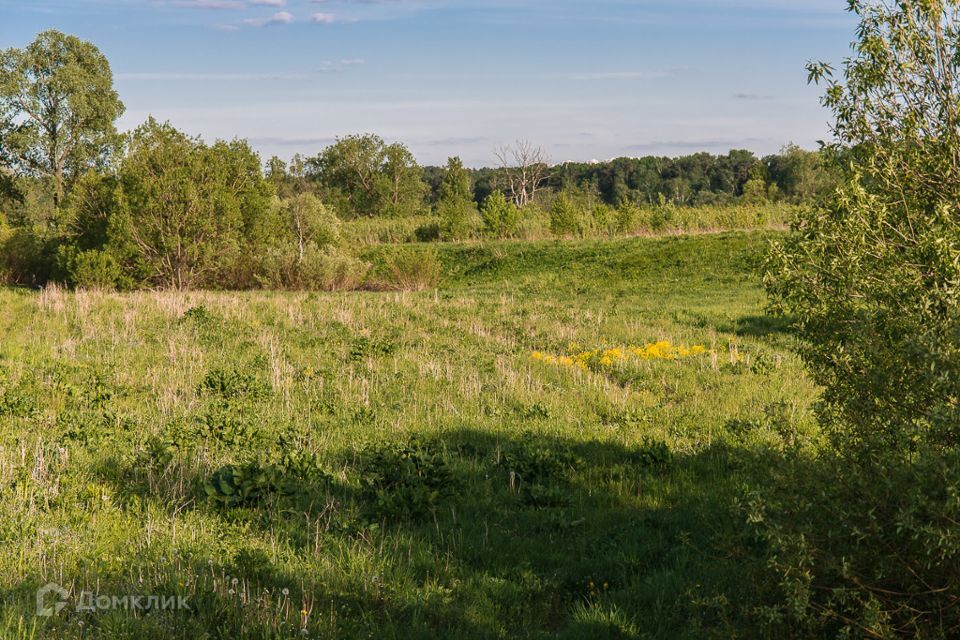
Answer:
[
  {"xmin": 205, "ymin": 451, "xmax": 331, "ymax": 508},
  {"xmin": 309, "ymin": 134, "xmax": 427, "ymax": 219},
  {"xmin": 0, "ymin": 30, "xmax": 124, "ymax": 205},
  {"xmin": 770, "ymin": 1, "xmax": 960, "ymax": 452},
  {"xmin": 117, "ymin": 118, "xmax": 273, "ymax": 288},
  {"xmin": 480, "ymin": 190, "xmax": 520, "ymax": 238},
  {"xmin": 805, "ymin": 60, "xmax": 834, "ymax": 85},
  {"xmin": 765, "ymin": 2, "xmax": 960, "ymax": 635},
  {"xmin": 358, "ymin": 438, "xmax": 456, "ymax": 521}
]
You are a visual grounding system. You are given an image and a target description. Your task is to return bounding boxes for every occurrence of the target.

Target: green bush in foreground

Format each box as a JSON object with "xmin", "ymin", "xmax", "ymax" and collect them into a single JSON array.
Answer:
[{"xmin": 765, "ymin": 2, "xmax": 960, "ymax": 636}]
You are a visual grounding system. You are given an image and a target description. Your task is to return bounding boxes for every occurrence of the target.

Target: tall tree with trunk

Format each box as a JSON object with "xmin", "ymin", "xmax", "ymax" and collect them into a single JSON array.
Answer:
[
  {"xmin": 0, "ymin": 30, "xmax": 124, "ymax": 209},
  {"xmin": 280, "ymin": 193, "xmax": 339, "ymax": 265}
]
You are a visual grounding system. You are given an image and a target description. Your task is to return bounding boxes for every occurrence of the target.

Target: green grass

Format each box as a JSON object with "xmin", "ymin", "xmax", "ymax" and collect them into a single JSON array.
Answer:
[{"xmin": 0, "ymin": 230, "xmax": 820, "ymax": 639}]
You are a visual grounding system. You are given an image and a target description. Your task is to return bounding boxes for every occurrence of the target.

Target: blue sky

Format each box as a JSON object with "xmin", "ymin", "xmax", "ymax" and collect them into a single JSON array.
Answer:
[{"xmin": 0, "ymin": 0, "xmax": 855, "ymax": 167}]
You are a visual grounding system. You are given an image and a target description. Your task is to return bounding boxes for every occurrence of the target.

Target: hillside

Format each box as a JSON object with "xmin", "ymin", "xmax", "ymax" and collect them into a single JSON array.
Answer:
[{"xmin": 0, "ymin": 231, "xmax": 819, "ymax": 639}]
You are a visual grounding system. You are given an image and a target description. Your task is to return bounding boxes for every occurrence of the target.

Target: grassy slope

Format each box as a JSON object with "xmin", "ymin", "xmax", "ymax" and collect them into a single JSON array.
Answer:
[{"xmin": 0, "ymin": 231, "xmax": 819, "ymax": 639}]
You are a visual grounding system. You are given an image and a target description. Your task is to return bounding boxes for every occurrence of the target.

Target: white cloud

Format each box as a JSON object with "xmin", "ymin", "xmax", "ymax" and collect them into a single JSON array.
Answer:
[
  {"xmin": 310, "ymin": 12, "xmax": 337, "ymax": 23},
  {"xmin": 243, "ymin": 10, "xmax": 294, "ymax": 26},
  {"xmin": 340, "ymin": 58, "xmax": 365, "ymax": 65},
  {"xmin": 250, "ymin": 0, "xmax": 287, "ymax": 5}
]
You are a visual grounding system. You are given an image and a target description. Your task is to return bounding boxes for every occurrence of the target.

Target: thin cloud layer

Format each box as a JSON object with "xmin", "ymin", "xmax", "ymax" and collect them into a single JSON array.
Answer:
[
  {"xmin": 6, "ymin": 0, "xmax": 846, "ymax": 166},
  {"xmin": 173, "ymin": 0, "xmax": 244, "ymax": 9},
  {"xmin": 242, "ymin": 10, "xmax": 294, "ymax": 25}
]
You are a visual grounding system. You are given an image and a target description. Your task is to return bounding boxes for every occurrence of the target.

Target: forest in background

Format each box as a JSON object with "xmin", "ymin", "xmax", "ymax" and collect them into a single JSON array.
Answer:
[{"xmin": 1, "ymin": 31, "xmax": 832, "ymax": 291}]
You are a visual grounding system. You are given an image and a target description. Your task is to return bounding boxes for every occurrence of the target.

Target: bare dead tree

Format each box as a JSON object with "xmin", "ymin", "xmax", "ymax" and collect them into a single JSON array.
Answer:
[{"xmin": 494, "ymin": 140, "xmax": 550, "ymax": 208}]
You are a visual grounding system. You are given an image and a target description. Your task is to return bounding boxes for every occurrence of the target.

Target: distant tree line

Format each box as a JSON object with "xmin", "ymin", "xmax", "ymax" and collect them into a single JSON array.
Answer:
[{"xmin": 1, "ymin": 30, "xmax": 834, "ymax": 290}]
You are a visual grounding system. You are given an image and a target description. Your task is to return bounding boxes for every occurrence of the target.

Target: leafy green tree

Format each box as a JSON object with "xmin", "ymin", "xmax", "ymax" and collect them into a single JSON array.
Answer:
[
  {"xmin": 310, "ymin": 134, "xmax": 426, "ymax": 218},
  {"xmin": 437, "ymin": 157, "xmax": 478, "ymax": 239},
  {"xmin": 0, "ymin": 30, "xmax": 124, "ymax": 208},
  {"xmin": 310, "ymin": 135, "xmax": 383, "ymax": 217},
  {"xmin": 0, "ymin": 168, "xmax": 18, "ymax": 208},
  {"xmin": 765, "ymin": 143, "xmax": 833, "ymax": 203},
  {"xmin": 382, "ymin": 143, "xmax": 428, "ymax": 217},
  {"xmin": 770, "ymin": 0, "xmax": 960, "ymax": 451},
  {"xmin": 740, "ymin": 178, "xmax": 768, "ymax": 205},
  {"xmin": 268, "ymin": 154, "xmax": 314, "ymax": 200},
  {"xmin": 480, "ymin": 190, "xmax": 520, "ymax": 237},
  {"xmin": 266, "ymin": 156, "xmax": 290, "ymax": 197},
  {"xmin": 763, "ymin": 2, "xmax": 960, "ymax": 635},
  {"xmin": 549, "ymin": 192, "xmax": 583, "ymax": 237},
  {"xmin": 114, "ymin": 119, "xmax": 271, "ymax": 289},
  {"xmin": 614, "ymin": 200, "xmax": 639, "ymax": 234},
  {"xmin": 280, "ymin": 193, "xmax": 340, "ymax": 265}
]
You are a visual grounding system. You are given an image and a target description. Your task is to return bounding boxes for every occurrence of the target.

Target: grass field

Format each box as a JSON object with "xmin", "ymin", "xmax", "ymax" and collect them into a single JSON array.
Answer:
[{"xmin": 0, "ymin": 231, "xmax": 822, "ymax": 639}]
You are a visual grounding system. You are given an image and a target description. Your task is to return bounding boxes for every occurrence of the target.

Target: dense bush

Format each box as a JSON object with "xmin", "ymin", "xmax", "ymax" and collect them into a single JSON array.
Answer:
[
  {"xmin": 763, "ymin": 2, "xmax": 960, "ymax": 636},
  {"xmin": 198, "ymin": 368, "xmax": 271, "ymax": 400},
  {"xmin": 436, "ymin": 156, "xmax": 481, "ymax": 240},
  {"xmin": 113, "ymin": 118, "xmax": 274, "ymax": 289},
  {"xmin": 366, "ymin": 245, "xmax": 442, "ymax": 291},
  {"xmin": 0, "ymin": 225, "xmax": 50, "ymax": 286},
  {"xmin": 742, "ymin": 450, "xmax": 960, "ymax": 638},
  {"xmin": 480, "ymin": 190, "xmax": 521, "ymax": 238},
  {"xmin": 306, "ymin": 134, "xmax": 428, "ymax": 219},
  {"xmin": 57, "ymin": 247, "xmax": 121, "ymax": 289},
  {"xmin": 549, "ymin": 192, "xmax": 585, "ymax": 237},
  {"xmin": 204, "ymin": 451, "xmax": 330, "ymax": 508}
]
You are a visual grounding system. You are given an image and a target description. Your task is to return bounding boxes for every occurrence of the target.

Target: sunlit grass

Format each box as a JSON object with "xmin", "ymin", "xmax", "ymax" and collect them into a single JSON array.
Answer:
[{"xmin": 0, "ymin": 230, "xmax": 820, "ymax": 638}]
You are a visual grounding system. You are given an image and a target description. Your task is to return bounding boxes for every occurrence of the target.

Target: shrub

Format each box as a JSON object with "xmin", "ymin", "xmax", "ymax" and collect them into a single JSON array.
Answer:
[
  {"xmin": 181, "ymin": 305, "xmax": 213, "ymax": 325},
  {"xmin": 368, "ymin": 246, "xmax": 442, "ymax": 291},
  {"xmin": 437, "ymin": 198, "xmax": 479, "ymax": 241},
  {"xmin": 591, "ymin": 203, "xmax": 614, "ymax": 235},
  {"xmin": 502, "ymin": 443, "xmax": 580, "ymax": 486},
  {"xmin": 480, "ymin": 191, "xmax": 521, "ymax": 238},
  {"xmin": 299, "ymin": 246, "xmax": 369, "ymax": 291},
  {"xmin": 204, "ymin": 451, "xmax": 330, "ymax": 508},
  {"xmin": 59, "ymin": 247, "xmax": 121, "ymax": 290},
  {"xmin": 0, "ymin": 226, "xmax": 49, "ymax": 286},
  {"xmin": 761, "ymin": 3, "xmax": 960, "ymax": 635},
  {"xmin": 741, "ymin": 450, "xmax": 960, "ymax": 639},
  {"xmin": 549, "ymin": 193, "xmax": 584, "ymax": 237},
  {"xmin": 502, "ymin": 442, "xmax": 581, "ymax": 506},
  {"xmin": 280, "ymin": 193, "xmax": 341, "ymax": 251},
  {"xmin": 414, "ymin": 220, "xmax": 441, "ymax": 242},
  {"xmin": 349, "ymin": 336, "xmax": 397, "ymax": 361},
  {"xmin": 436, "ymin": 156, "xmax": 480, "ymax": 240},
  {"xmin": 614, "ymin": 201, "xmax": 639, "ymax": 234},
  {"xmin": 632, "ymin": 437, "xmax": 672, "ymax": 469}
]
